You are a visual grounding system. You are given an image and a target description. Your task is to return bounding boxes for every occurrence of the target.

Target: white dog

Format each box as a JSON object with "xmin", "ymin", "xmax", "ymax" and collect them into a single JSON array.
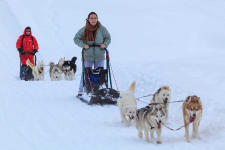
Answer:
[
  {"xmin": 118, "ymin": 81, "xmax": 137, "ymax": 126},
  {"xmin": 150, "ymin": 86, "xmax": 171, "ymax": 122},
  {"xmin": 27, "ymin": 59, "xmax": 45, "ymax": 80}
]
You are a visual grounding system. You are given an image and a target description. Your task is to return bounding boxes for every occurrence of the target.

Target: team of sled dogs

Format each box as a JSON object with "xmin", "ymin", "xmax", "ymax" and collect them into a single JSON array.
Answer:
[
  {"xmin": 26, "ymin": 58, "xmax": 202, "ymax": 144},
  {"xmin": 118, "ymin": 81, "xmax": 203, "ymax": 144},
  {"xmin": 26, "ymin": 57, "xmax": 77, "ymax": 81}
]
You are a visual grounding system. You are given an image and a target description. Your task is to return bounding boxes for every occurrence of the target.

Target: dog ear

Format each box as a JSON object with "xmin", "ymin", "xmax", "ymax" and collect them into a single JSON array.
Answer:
[
  {"xmin": 185, "ymin": 96, "xmax": 191, "ymax": 102},
  {"xmin": 156, "ymin": 88, "xmax": 161, "ymax": 94},
  {"xmin": 192, "ymin": 95, "xmax": 200, "ymax": 103},
  {"xmin": 71, "ymin": 57, "xmax": 77, "ymax": 63}
]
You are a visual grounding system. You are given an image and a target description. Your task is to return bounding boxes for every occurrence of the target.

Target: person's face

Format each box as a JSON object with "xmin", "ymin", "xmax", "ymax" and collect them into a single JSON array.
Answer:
[
  {"xmin": 25, "ymin": 29, "xmax": 31, "ymax": 36},
  {"xmin": 88, "ymin": 14, "xmax": 98, "ymax": 26}
]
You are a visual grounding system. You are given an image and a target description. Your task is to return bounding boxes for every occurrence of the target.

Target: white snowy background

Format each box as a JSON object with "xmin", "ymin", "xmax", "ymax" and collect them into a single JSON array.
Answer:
[{"xmin": 0, "ymin": 0, "xmax": 225, "ymax": 149}]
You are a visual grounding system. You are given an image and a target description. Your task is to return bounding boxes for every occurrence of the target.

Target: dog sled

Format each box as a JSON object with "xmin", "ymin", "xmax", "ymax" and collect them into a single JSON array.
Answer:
[
  {"xmin": 77, "ymin": 46, "xmax": 120, "ymax": 105},
  {"xmin": 19, "ymin": 52, "xmax": 37, "ymax": 81}
]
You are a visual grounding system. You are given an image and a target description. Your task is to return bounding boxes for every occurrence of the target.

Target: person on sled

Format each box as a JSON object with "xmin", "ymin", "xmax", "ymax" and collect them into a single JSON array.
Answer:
[
  {"xmin": 16, "ymin": 26, "xmax": 39, "ymax": 80},
  {"xmin": 74, "ymin": 12, "xmax": 111, "ymax": 98}
]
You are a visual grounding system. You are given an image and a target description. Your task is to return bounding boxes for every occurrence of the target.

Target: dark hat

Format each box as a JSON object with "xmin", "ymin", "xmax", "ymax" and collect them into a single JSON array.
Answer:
[
  {"xmin": 25, "ymin": 26, "xmax": 31, "ymax": 30},
  {"xmin": 87, "ymin": 12, "xmax": 98, "ymax": 19}
]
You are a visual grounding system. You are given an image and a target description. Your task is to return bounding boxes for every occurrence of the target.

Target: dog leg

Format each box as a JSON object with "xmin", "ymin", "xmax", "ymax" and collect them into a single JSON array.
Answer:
[
  {"xmin": 138, "ymin": 129, "xmax": 143, "ymax": 139},
  {"xmin": 136, "ymin": 121, "xmax": 143, "ymax": 138},
  {"xmin": 166, "ymin": 104, "xmax": 169, "ymax": 123},
  {"xmin": 192, "ymin": 120, "xmax": 200, "ymax": 138},
  {"xmin": 120, "ymin": 110, "xmax": 125, "ymax": 123},
  {"xmin": 156, "ymin": 128, "xmax": 162, "ymax": 144},
  {"xmin": 150, "ymin": 129, "xmax": 154, "ymax": 139},
  {"xmin": 124, "ymin": 118, "xmax": 131, "ymax": 126},
  {"xmin": 127, "ymin": 118, "xmax": 132, "ymax": 126},
  {"xmin": 144, "ymin": 128, "xmax": 150, "ymax": 142},
  {"xmin": 184, "ymin": 120, "xmax": 190, "ymax": 142},
  {"xmin": 121, "ymin": 113, "xmax": 130, "ymax": 126}
]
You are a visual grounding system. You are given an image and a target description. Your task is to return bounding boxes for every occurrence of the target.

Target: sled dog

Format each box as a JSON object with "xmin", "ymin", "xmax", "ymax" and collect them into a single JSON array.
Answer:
[
  {"xmin": 150, "ymin": 86, "xmax": 171, "ymax": 122},
  {"xmin": 27, "ymin": 59, "xmax": 44, "ymax": 80},
  {"xmin": 118, "ymin": 81, "xmax": 137, "ymax": 126},
  {"xmin": 136, "ymin": 104, "xmax": 166, "ymax": 144},
  {"xmin": 62, "ymin": 56, "xmax": 77, "ymax": 80},
  {"xmin": 49, "ymin": 58, "xmax": 65, "ymax": 81},
  {"xmin": 182, "ymin": 95, "xmax": 202, "ymax": 142}
]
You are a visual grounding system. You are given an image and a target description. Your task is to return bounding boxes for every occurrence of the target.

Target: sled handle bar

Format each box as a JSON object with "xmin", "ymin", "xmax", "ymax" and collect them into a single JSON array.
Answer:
[
  {"xmin": 82, "ymin": 45, "xmax": 109, "ymax": 54},
  {"xmin": 20, "ymin": 51, "xmax": 38, "ymax": 55}
]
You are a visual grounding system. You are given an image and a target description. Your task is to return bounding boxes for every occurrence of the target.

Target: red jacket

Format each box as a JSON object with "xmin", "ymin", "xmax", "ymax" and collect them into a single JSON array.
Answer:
[{"xmin": 16, "ymin": 28, "xmax": 39, "ymax": 52}]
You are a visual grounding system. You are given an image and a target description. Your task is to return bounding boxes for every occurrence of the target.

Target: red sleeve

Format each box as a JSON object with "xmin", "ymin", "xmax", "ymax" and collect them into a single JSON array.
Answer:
[
  {"xmin": 16, "ymin": 35, "xmax": 22, "ymax": 49},
  {"xmin": 33, "ymin": 36, "xmax": 39, "ymax": 50}
]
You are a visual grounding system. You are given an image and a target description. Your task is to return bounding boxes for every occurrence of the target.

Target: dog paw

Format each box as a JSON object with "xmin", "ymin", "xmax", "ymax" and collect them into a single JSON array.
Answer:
[
  {"xmin": 145, "ymin": 139, "xmax": 150, "ymax": 143},
  {"xmin": 125, "ymin": 122, "xmax": 131, "ymax": 126},
  {"xmin": 157, "ymin": 141, "xmax": 162, "ymax": 144},
  {"xmin": 138, "ymin": 132, "xmax": 143, "ymax": 138}
]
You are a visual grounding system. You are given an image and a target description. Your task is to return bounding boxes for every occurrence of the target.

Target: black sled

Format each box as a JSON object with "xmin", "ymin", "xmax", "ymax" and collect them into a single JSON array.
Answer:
[
  {"xmin": 77, "ymin": 47, "xmax": 120, "ymax": 105},
  {"xmin": 19, "ymin": 52, "xmax": 37, "ymax": 81}
]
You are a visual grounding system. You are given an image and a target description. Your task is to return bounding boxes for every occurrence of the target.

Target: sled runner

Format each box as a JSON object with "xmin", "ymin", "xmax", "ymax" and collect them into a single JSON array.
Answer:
[
  {"xmin": 19, "ymin": 52, "xmax": 37, "ymax": 81},
  {"xmin": 77, "ymin": 46, "xmax": 119, "ymax": 105}
]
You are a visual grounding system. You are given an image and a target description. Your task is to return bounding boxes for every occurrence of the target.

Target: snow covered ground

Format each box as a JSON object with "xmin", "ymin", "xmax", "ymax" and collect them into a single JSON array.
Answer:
[{"xmin": 0, "ymin": 0, "xmax": 225, "ymax": 149}]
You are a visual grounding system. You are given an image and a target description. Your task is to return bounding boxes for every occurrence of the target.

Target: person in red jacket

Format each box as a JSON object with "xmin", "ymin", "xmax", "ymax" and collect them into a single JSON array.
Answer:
[{"xmin": 16, "ymin": 26, "xmax": 39, "ymax": 66}]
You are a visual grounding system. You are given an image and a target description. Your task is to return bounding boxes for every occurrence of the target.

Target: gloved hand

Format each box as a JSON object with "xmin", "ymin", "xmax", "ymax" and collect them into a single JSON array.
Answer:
[
  {"xmin": 31, "ymin": 49, "xmax": 38, "ymax": 55},
  {"xmin": 18, "ymin": 48, "xmax": 25, "ymax": 55}
]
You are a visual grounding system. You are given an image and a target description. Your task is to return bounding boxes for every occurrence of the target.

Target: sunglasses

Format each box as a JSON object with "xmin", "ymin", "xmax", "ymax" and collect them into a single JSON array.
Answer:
[{"xmin": 26, "ymin": 30, "xmax": 31, "ymax": 32}]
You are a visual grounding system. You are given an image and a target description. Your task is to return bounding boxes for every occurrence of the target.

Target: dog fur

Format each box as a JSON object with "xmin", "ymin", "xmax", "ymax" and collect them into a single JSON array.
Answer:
[
  {"xmin": 49, "ymin": 63, "xmax": 63, "ymax": 81},
  {"xmin": 182, "ymin": 95, "xmax": 202, "ymax": 142},
  {"xmin": 62, "ymin": 57, "xmax": 77, "ymax": 80},
  {"xmin": 27, "ymin": 59, "xmax": 45, "ymax": 80},
  {"xmin": 136, "ymin": 104, "xmax": 166, "ymax": 144},
  {"xmin": 117, "ymin": 81, "xmax": 137, "ymax": 126},
  {"xmin": 150, "ymin": 86, "xmax": 171, "ymax": 122}
]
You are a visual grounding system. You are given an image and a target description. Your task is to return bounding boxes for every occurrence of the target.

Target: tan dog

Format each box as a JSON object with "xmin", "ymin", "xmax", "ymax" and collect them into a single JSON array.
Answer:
[
  {"xmin": 182, "ymin": 95, "xmax": 202, "ymax": 142},
  {"xmin": 27, "ymin": 59, "xmax": 45, "ymax": 80},
  {"xmin": 118, "ymin": 81, "xmax": 137, "ymax": 126},
  {"xmin": 150, "ymin": 86, "xmax": 171, "ymax": 122}
]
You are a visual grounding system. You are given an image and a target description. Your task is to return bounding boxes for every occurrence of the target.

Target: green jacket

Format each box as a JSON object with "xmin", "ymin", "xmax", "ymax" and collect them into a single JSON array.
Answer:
[{"xmin": 74, "ymin": 24, "xmax": 111, "ymax": 61}]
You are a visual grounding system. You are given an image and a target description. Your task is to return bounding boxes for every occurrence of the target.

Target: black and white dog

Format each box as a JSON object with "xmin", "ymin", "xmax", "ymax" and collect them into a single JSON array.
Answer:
[{"xmin": 62, "ymin": 56, "xmax": 77, "ymax": 80}]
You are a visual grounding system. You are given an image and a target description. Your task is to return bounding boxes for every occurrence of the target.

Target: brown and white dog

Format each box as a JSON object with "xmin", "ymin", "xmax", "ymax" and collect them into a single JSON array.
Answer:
[
  {"xmin": 150, "ymin": 86, "xmax": 171, "ymax": 122},
  {"xmin": 117, "ymin": 81, "xmax": 137, "ymax": 126},
  {"xmin": 27, "ymin": 59, "xmax": 45, "ymax": 80},
  {"xmin": 182, "ymin": 95, "xmax": 202, "ymax": 142}
]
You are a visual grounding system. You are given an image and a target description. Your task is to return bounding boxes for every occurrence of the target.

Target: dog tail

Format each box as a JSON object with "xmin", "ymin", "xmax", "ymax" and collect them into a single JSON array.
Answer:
[
  {"xmin": 71, "ymin": 56, "xmax": 77, "ymax": 63},
  {"xmin": 26, "ymin": 59, "xmax": 34, "ymax": 69},
  {"xmin": 129, "ymin": 81, "xmax": 136, "ymax": 93}
]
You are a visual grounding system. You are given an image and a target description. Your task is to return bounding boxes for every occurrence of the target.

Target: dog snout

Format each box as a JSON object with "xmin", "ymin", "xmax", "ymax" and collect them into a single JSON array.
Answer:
[
  {"xmin": 129, "ymin": 115, "xmax": 135, "ymax": 120},
  {"xmin": 159, "ymin": 120, "xmax": 161, "ymax": 124},
  {"xmin": 164, "ymin": 98, "xmax": 168, "ymax": 103}
]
